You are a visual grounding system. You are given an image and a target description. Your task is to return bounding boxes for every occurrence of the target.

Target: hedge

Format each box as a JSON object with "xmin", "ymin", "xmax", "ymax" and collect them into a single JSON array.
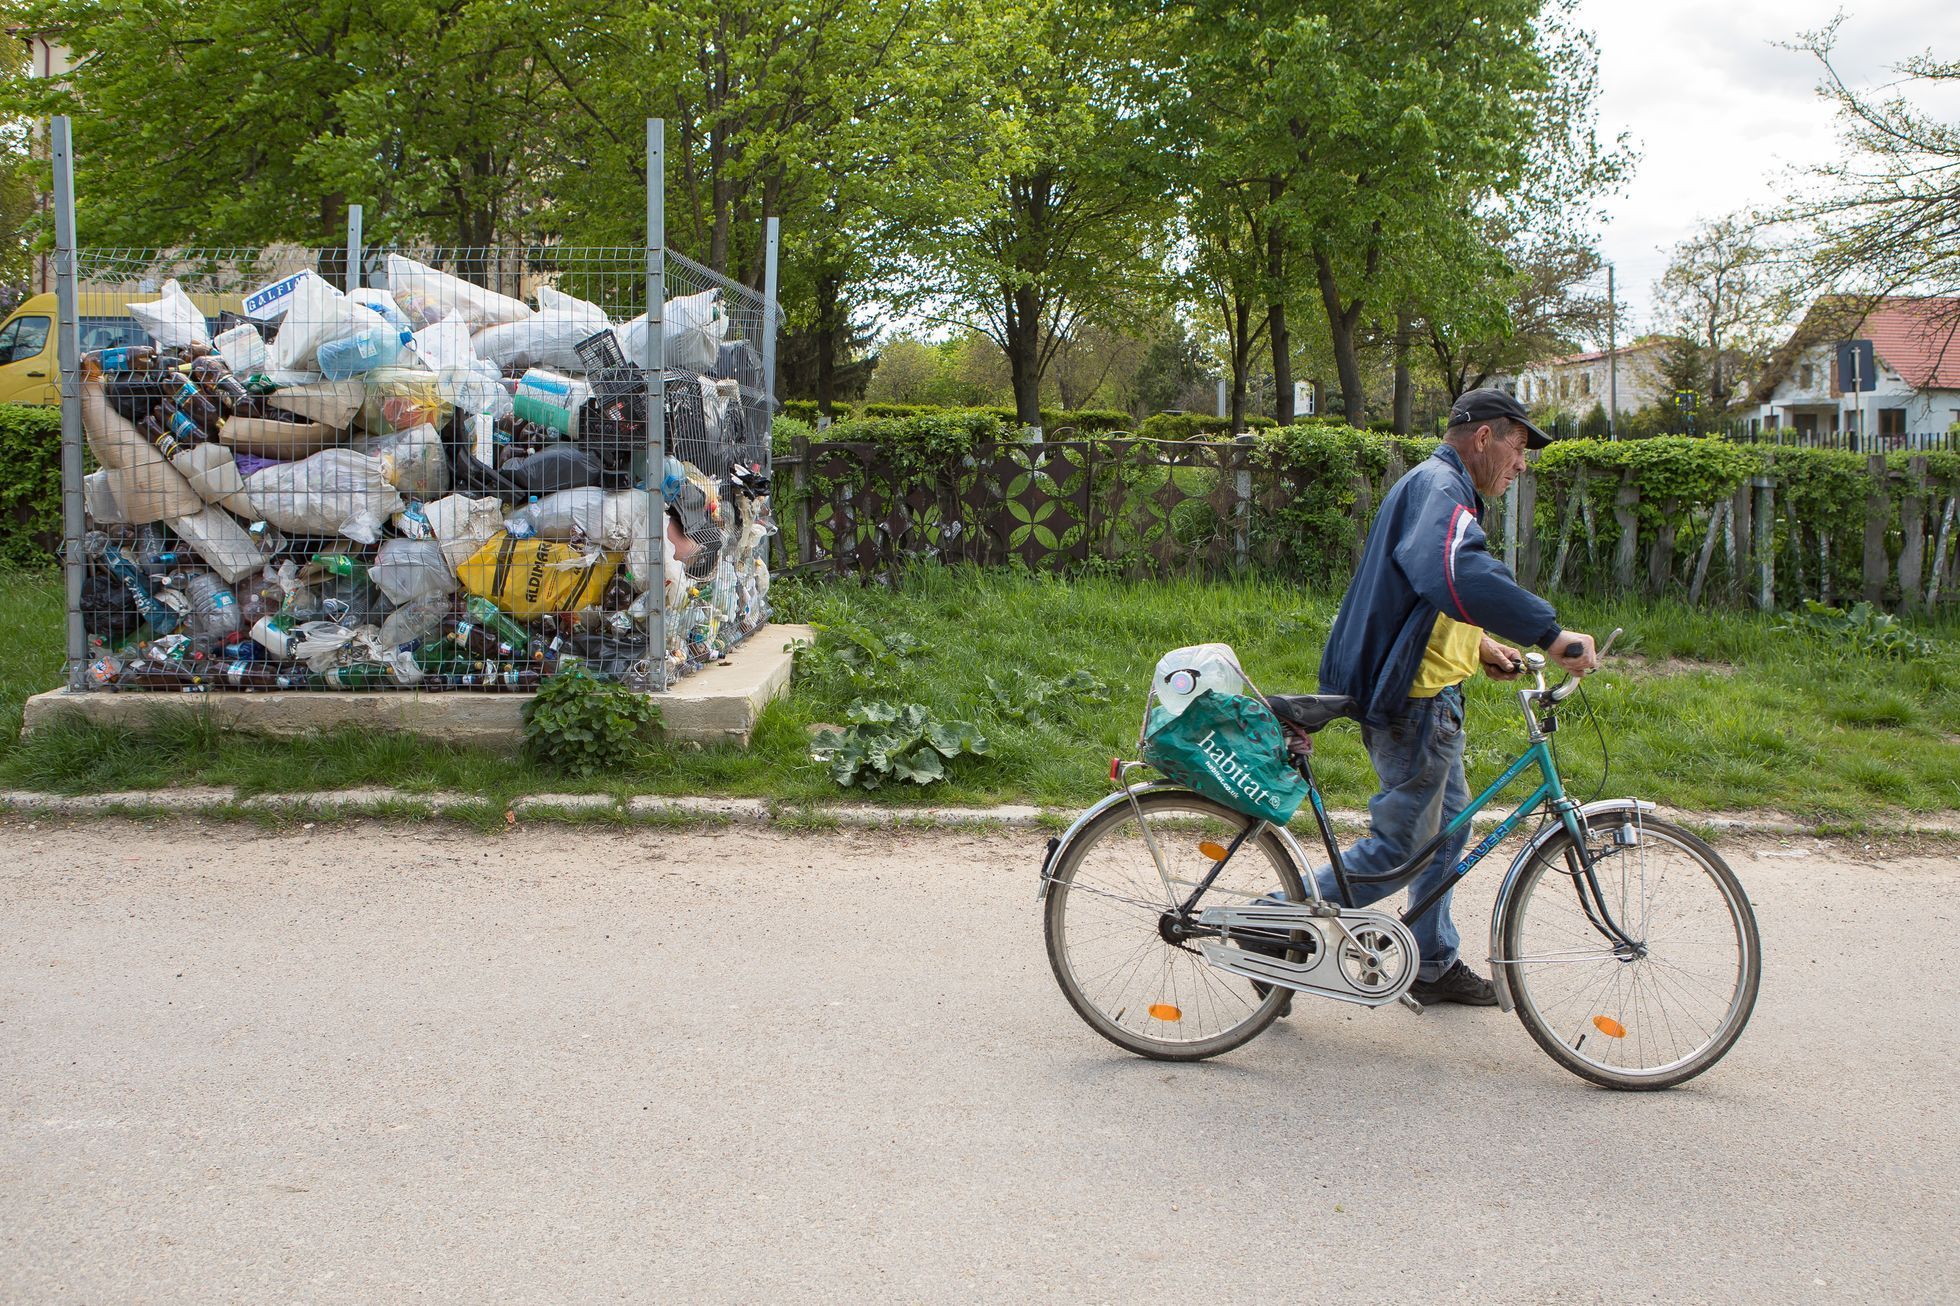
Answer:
[
  {"xmin": 777, "ymin": 399, "xmax": 1134, "ymax": 433},
  {"xmin": 0, "ymin": 405, "xmax": 62, "ymax": 570},
  {"xmin": 1136, "ymin": 412, "xmax": 1278, "ymax": 441}
]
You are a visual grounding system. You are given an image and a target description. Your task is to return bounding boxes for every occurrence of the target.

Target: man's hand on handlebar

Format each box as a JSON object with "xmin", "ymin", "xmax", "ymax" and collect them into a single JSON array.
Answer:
[
  {"xmin": 1479, "ymin": 636, "xmax": 1525, "ymax": 681},
  {"xmin": 1549, "ymin": 630, "xmax": 1600, "ymax": 677}
]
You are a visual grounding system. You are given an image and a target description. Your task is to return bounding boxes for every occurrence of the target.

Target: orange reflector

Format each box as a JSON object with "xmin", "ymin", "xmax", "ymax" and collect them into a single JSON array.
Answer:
[
  {"xmin": 1148, "ymin": 1003, "xmax": 1184, "ymax": 1022},
  {"xmin": 1198, "ymin": 840, "xmax": 1229, "ymax": 862},
  {"xmin": 1593, "ymin": 1015, "xmax": 1627, "ymax": 1039}
]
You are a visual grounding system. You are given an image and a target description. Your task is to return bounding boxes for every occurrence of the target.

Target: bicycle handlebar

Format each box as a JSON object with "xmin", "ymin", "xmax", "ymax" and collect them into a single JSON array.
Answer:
[{"xmin": 1541, "ymin": 627, "xmax": 1621, "ymax": 704}]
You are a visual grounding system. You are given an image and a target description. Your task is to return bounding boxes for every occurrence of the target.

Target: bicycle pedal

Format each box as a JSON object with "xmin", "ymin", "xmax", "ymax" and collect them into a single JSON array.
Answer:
[{"xmin": 1399, "ymin": 993, "xmax": 1424, "ymax": 1013}]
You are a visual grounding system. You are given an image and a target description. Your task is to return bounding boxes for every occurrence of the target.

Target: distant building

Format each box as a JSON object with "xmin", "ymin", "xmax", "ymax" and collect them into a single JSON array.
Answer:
[
  {"xmin": 1747, "ymin": 297, "xmax": 1960, "ymax": 447},
  {"xmin": 1505, "ymin": 338, "xmax": 1671, "ymax": 418}
]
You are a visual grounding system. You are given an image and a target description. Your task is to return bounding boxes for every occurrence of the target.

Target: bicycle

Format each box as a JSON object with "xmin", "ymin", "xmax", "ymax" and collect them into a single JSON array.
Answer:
[{"xmin": 1039, "ymin": 631, "xmax": 1761, "ymax": 1090}]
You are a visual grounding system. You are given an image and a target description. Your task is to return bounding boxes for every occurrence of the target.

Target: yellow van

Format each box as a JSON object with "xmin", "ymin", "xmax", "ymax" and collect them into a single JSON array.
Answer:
[{"xmin": 0, "ymin": 290, "xmax": 231, "ymax": 406}]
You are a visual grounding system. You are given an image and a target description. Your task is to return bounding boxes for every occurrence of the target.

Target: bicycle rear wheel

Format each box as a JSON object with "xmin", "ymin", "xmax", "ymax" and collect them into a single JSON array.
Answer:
[
  {"xmin": 1499, "ymin": 816, "xmax": 1760, "ymax": 1090},
  {"xmin": 1043, "ymin": 787, "xmax": 1305, "ymax": 1061}
]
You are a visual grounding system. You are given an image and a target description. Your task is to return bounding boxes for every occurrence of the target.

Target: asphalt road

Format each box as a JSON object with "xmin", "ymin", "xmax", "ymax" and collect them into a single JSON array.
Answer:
[{"xmin": 2, "ymin": 820, "xmax": 1955, "ymax": 1304}]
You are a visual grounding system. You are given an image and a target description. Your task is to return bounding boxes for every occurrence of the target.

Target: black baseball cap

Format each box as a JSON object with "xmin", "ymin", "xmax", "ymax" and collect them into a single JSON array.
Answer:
[{"xmin": 1449, "ymin": 387, "xmax": 1553, "ymax": 449}]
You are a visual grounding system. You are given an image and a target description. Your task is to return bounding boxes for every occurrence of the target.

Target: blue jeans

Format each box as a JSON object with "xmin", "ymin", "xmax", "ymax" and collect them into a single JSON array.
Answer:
[{"xmin": 1313, "ymin": 685, "xmax": 1471, "ymax": 982}]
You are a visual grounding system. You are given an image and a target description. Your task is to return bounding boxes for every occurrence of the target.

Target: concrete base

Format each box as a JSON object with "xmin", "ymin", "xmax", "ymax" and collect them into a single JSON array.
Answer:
[{"xmin": 21, "ymin": 623, "xmax": 813, "ymax": 751}]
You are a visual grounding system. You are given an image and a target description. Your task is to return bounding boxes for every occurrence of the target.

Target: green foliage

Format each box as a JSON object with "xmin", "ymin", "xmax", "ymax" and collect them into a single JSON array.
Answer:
[
  {"xmin": 1249, "ymin": 424, "xmax": 1440, "ymax": 586},
  {"xmin": 1137, "ymin": 413, "xmax": 1277, "ymax": 440},
  {"xmin": 520, "ymin": 665, "xmax": 662, "ymax": 778},
  {"xmin": 792, "ymin": 621, "xmax": 927, "ymax": 697},
  {"xmin": 1534, "ymin": 437, "xmax": 1759, "ymax": 529},
  {"xmin": 810, "ymin": 699, "xmax": 990, "ymax": 789},
  {"xmin": 1775, "ymin": 600, "xmax": 1937, "ymax": 661},
  {"xmin": 982, "ymin": 667, "xmax": 1110, "ymax": 726},
  {"xmin": 0, "ymin": 405, "xmax": 61, "ymax": 571}
]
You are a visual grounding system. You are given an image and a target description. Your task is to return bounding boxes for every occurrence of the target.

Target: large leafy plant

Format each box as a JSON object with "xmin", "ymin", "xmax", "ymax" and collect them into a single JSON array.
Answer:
[
  {"xmin": 521, "ymin": 664, "xmax": 663, "ymax": 777},
  {"xmin": 810, "ymin": 700, "xmax": 990, "ymax": 790}
]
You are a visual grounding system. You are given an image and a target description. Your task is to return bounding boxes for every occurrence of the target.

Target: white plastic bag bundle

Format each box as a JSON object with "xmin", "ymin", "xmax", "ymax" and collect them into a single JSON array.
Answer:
[
  {"xmin": 129, "ymin": 279, "xmax": 212, "ymax": 349},
  {"xmin": 212, "ymin": 323, "xmax": 270, "ymax": 377},
  {"xmin": 616, "ymin": 288, "xmax": 727, "ymax": 373},
  {"xmin": 243, "ymin": 448, "xmax": 404, "ymax": 544},
  {"xmin": 413, "ymin": 318, "xmax": 512, "ymax": 418},
  {"xmin": 356, "ymin": 423, "xmax": 449, "ymax": 498},
  {"xmin": 420, "ymin": 493, "xmax": 506, "ymax": 571},
  {"xmin": 516, "ymin": 487, "xmax": 608, "ymax": 542},
  {"xmin": 266, "ymin": 274, "xmax": 390, "ymax": 375},
  {"xmin": 383, "ymin": 253, "xmax": 530, "ymax": 329},
  {"xmin": 371, "ymin": 538, "xmax": 456, "ymax": 605},
  {"xmin": 168, "ymin": 505, "xmax": 261, "ymax": 584},
  {"xmin": 471, "ymin": 285, "xmax": 612, "ymax": 372},
  {"xmin": 1150, "ymin": 644, "xmax": 1250, "ymax": 721}
]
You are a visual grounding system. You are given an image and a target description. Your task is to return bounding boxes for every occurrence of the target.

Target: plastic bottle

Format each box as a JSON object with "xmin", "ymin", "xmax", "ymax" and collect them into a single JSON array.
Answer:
[
  {"xmin": 165, "ymin": 375, "xmax": 222, "ymax": 435},
  {"xmin": 462, "ymin": 596, "xmax": 530, "ymax": 653},
  {"xmin": 449, "ymin": 618, "xmax": 523, "ymax": 662},
  {"xmin": 184, "ymin": 573, "xmax": 243, "ymax": 647},
  {"xmin": 220, "ymin": 661, "xmax": 305, "ymax": 690},
  {"xmin": 316, "ymin": 326, "xmax": 407, "ymax": 380},
  {"xmin": 377, "ymin": 594, "xmax": 449, "ymax": 649},
  {"xmin": 189, "ymin": 356, "xmax": 261, "ymax": 416},
  {"xmin": 312, "ymin": 663, "xmax": 392, "ymax": 690},
  {"xmin": 100, "ymin": 545, "xmax": 181, "ymax": 635}
]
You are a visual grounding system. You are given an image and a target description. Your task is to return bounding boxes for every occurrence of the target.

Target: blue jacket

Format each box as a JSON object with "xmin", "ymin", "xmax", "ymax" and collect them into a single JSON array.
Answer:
[{"xmin": 1318, "ymin": 445, "xmax": 1562, "ymax": 726}]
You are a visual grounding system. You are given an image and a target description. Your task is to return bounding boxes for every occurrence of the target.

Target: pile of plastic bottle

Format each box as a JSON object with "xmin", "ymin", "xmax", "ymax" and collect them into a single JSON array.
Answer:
[{"xmin": 76, "ymin": 258, "xmax": 775, "ymax": 694}]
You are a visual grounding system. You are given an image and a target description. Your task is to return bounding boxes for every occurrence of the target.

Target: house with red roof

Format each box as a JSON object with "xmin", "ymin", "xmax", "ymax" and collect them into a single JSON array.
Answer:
[{"xmin": 1748, "ymin": 297, "xmax": 1960, "ymax": 449}]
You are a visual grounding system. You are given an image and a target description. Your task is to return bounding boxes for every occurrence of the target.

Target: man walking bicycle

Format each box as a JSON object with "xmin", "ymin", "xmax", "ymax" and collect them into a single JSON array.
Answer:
[{"xmin": 1309, "ymin": 388, "xmax": 1599, "ymax": 1006}]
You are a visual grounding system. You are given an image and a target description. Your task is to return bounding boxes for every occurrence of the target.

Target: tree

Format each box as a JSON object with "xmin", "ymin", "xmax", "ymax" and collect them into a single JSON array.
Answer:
[
  {"xmin": 0, "ymin": 20, "xmax": 34, "ymax": 309},
  {"xmin": 1654, "ymin": 217, "xmax": 1792, "ymax": 415},
  {"xmin": 1045, "ymin": 322, "xmax": 1149, "ymax": 412},
  {"xmin": 1130, "ymin": 321, "xmax": 1212, "ymax": 417},
  {"xmin": 1770, "ymin": 18, "xmax": 1960, "ymax": 304},
  {"xmin": 900, "ymin": 0, "xmax": 1174, "ymax": 427}
]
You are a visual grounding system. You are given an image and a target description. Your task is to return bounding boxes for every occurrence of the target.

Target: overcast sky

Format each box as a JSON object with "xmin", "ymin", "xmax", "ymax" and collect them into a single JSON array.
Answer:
[{"xmin": 1576, "ymin": 0, "xmax": 1960, "ymax": 335}]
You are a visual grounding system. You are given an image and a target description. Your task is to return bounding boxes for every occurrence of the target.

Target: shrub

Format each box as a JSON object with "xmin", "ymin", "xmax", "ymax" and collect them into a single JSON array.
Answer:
[
  {"xmin": 1136, "ymin": 412, "xmax": 1277, "ymax": 441},
  {"xmin": 521, "ymin": 664, "xmax": 663, "ymax": 777},
  {"xmin": 0, "ymin": 405, "xmax": 62, "ymax": 571}
]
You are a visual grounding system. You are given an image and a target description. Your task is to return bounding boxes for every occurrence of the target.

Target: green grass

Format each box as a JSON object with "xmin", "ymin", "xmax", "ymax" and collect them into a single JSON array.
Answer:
[{"xmin": 4, "ymin": 565, "xmax": 1959, "ymax": 820}]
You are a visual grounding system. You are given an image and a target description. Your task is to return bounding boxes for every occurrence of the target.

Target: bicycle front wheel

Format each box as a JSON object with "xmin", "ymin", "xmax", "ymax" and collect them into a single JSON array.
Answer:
[
  {"xmin": 1044, "ymin": 787, "xmax": 1305, "ymax": 1061},
  {"xmin": 1499, "ymin": 816, "xmax": 1760, "ymax": 1090}
]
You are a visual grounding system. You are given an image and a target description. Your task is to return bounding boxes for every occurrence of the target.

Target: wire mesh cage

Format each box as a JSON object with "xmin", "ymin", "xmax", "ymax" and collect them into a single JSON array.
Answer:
[{"xmin": 66, "ymin": 241, "xmax": 779, "ymax": 696}]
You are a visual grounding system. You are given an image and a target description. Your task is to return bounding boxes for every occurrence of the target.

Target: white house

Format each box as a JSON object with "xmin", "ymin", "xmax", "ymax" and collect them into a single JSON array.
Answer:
[
  {"xmin": 1748, "ymin": 297, "xmax": 1960, "ymax": 448},
  {"xmin": 1510, "ymin": 338, "xmax": 1671, "ymax": 418}
]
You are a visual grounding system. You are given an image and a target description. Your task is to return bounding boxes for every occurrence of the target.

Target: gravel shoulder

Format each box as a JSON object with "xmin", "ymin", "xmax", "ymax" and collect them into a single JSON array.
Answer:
[{"xmin": 2, "ymin": 821, "xmax": 1956, "ymax": 1303}]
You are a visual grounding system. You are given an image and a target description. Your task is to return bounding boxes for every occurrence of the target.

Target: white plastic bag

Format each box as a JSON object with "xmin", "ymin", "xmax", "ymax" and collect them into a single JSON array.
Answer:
[
  {"xmin": 129, "ymin": 279, "xmax": 211, "ymax": 349},
  {"xmin": 168, "ymin": 505, "xmax": 261, "ymax": 584},
  {"xmin": 616, "ymin": 288, "xmax": 727, "ymax": 373},
  {"xmin": 413, "ymin": 318, "xmax": 512, "ymax": 418},
  {"xmin": 212, "ymin": 323, "xmax": 270, "ymax": 377},
  {"xmin": 243, "ymin": 448, "xmax": 404, "ymax": 544},
  {"xmin": 267, "ymin": 274, "xmax": 390, "ymax": 375},
  {"xmin": 515, "ymin": 487, "xmax": 608, "ymax": 542},
  {"xmin": 371, "ymin": 538, "xmax": 456, "ymax": 605},
  {"xmin": 383, "ymin": 253, "xmax": 530, "ymax": 329},
  {"xmin": 355, "ymin": 423, "xmax": 449, "ymax": 498},
  {"xmin": 471, "ymin": 285, "xmax": 612, "ymax": 372},
  {"xmin": 421, "ymin": 493, "xmax": 507, "ymax": 572}
]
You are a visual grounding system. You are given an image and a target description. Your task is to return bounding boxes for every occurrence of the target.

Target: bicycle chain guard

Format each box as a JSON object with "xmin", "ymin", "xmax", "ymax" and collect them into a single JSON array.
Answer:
[{"xmin": 1195, "ymin": 901, "xmax": 1419, "ymax": 1007}]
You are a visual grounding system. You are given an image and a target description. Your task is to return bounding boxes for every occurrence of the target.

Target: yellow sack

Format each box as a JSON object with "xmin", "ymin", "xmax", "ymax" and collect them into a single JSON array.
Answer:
[{"xmin": 457, "ymin": 531, "xmax": 618, "ymax": 618}]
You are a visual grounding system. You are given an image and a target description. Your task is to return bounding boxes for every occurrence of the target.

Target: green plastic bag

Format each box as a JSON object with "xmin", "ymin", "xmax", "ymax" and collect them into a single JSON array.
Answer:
[{"xmin": 1141, "ymin": 689, "xmax": 1308, "ymax": 826}]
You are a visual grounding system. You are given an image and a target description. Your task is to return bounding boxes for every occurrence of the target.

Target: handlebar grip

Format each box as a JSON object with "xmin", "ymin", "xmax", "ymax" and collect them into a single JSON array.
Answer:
[{"xmin": 1562, "ymin": 641, "xmax": 1584, "ymax": 658}]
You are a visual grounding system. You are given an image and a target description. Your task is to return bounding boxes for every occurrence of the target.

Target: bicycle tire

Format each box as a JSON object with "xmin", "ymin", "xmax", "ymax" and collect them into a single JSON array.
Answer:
[
  {"xmin": 1499, "ymin": 816, "xmax": 1760, "ymax": 1091},
  {"xmin": 1044, "ymin": 787, "xmax": 1305, "ymax": 1061}
]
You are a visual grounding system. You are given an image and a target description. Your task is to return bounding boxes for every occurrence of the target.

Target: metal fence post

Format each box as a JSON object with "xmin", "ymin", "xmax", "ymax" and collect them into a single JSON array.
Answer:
[
  {"xmin": 761, "ymin": 215, "xmax": 780, "ymax": 476},
  {"xmin": 647, "ymin": 119, "xmax": 669, "ymax": 692},
  {"xmin": 52, "ymin": 116, "xmax": 84, "ymax": 691},
  {"xmin": 345, "ymin": 204, "xmax": 362, "ymax": 291},
  {"xmin": 1752, "ymin": 476, "xmax": 1775, "ymax": 610},
  {"xmin": 1229, "ymin": 434, "xmax": 1255, "ymax": 569}
]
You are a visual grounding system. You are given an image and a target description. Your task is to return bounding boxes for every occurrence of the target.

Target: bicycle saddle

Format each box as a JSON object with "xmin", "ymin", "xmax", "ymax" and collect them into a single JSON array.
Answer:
[{"xmin": 1264, "ymin": 693, "xmax": 1359, "ymax": 734}]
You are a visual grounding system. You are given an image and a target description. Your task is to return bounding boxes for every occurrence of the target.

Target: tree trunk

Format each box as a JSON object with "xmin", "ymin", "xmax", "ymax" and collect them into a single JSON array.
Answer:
[
  {"xmin": 1005, "ymin": 284, "xmax": 1044, "ymax": 428},
  {"xmin": 1392, "ymin": 310, "xmax": 1415, "ymax": 434},
  {"xmin": 814, "ymin": 270, "xmax": 840, "ymax": 417},
  {"xmin": 1267, "ymin": 214, "xmax": 1292, "ymax": 425},
  {"xmin": 1314, "ymin": 246, "xmax": 1366, "ymax": 426}
]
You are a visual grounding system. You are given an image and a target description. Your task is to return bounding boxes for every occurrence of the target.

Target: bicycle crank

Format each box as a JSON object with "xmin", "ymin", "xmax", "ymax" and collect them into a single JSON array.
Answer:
[{"xmin": 1195, "ymin": 902, "xmax": 1420, "ymax": 1007}]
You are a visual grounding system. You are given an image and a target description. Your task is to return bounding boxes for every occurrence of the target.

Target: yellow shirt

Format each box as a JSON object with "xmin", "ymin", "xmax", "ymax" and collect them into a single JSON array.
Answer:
[{"xmin": 1410, "ymin": 614, "xmax": 1483, "ymax": 698}]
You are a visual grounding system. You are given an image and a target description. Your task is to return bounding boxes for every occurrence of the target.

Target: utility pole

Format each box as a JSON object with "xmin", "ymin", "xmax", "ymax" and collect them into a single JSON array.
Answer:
[{"xmin": 1607, "ymin": 264, "xmax": 1618, "ymax": 441}]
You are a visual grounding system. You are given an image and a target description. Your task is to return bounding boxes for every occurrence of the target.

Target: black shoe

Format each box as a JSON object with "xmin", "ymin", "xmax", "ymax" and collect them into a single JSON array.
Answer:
[{"xmin": 1408, "ymin": 959, "xmax": 1498, "ymax": 1007}]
